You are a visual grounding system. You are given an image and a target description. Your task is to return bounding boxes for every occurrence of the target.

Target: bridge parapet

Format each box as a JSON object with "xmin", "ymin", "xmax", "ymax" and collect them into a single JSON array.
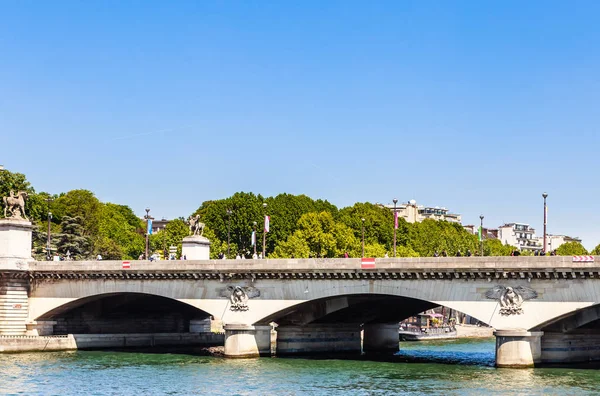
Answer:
[{"xmin": 25, "ymin": 257, "xmax": 600, "ymax": 281}]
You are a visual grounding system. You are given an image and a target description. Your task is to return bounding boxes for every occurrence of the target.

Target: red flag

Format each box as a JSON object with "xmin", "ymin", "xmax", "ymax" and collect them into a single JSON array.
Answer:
[
  {"xmin": 394, "ymin": 211, "xmax": 398, "ymax": 229},
  {"xmin": 264, "ymin": 215, "xmax": 270, "ymax": 232}
]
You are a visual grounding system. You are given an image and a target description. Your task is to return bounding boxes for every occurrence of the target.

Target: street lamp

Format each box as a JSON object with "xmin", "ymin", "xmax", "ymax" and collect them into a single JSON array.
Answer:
[
  {"xmin": 46, "ymin": 211, "xmax": 53, "ymax": 260},
  {"xmin": 479, "ymin": 215, "xmax": 484, "ymax": 257},
  {"xmin": 45, "ymin": 196, "xmax": 53, "ymax": 260},
  {"xmin": 144, "ymin": 208, "xmax": 153, "ymax": 260},
  {"xmin": 253, "ymin": 221, "xmax": 257, "ymax": 258},
  {"xmin": 226, "ymin": 209, "xmax": 232, "ymax": 259},
  {"xmin": 542, "ymin": 192, "xmax": 548, "ymax": 255},
  {"xmin": 361, "ymin": 218, "xmax": 365, "ymax": 258},
  {"xmin": 262, "ymin": 203, "xmax": 267, "ymax": 259},
  {"xmin": 393, "ymin": 198, "xmax": 398, "ymax": 257}
]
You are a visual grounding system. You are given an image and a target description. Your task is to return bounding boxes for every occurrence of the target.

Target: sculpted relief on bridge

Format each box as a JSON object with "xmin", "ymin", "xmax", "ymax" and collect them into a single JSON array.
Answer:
[
  {"xmin": 219, "ymin": 286, "xmax": 261, "ymax": 311},
  {"xmin": 485, "ymin": 285, "xmax": 538, "ymax": 316}
]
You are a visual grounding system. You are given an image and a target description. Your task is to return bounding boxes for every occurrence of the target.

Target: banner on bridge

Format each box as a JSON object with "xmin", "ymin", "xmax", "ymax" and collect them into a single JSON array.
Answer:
[
  {"xmin": 361, "ymin": 257, "xmax": 375, "ymax": 269},
  {"xmin": 572, "ymin": 256, "xmax": 594, "ymax": 262}
]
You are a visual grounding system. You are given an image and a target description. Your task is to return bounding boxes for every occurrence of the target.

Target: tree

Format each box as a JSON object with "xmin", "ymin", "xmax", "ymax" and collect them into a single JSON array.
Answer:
[
  {"xmin": 272, "ymin": 211, "xmax": 359, "ymax": 258},
  {"xmin": 483, "ymin": 239, "xmax": 514, "ymax": 256},
  {"xmin": 592, "ymin": 244, "xmax": 600, "ymax": 255},
  {"xmin": 556, "ymin": 241, "xmax": 588, "ymax": 256},
  {"xmin": 52, "ymin": 190, "xmax": 102, "ymax": 239},
  {"xmin": 194, "ymin": 192, "xmax": 266, "ymax": 257},
  {"xmin": 55, "ymin": 216, "xmax": 92, "ymax": 259},
  {"xmin": 195, "ymin": 192, "xmax": 338, "ymax": 258},
  {"xmin": 407, "ymin": 219, "xmax": 478, "ymax": 256},
  {"xmin": 97, "ymin": 203, "xmax": 145, "ymax": 259},
  {"xmin": 149, "ymin": 218, "xmax": 191, "ymax": 259},
  {"xmin": 337, "ymin": 203, "xmax": 396, "ymax": 249}
]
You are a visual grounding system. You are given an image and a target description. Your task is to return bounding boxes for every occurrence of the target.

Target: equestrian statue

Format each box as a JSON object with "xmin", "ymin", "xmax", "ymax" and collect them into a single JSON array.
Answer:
[
  {"xmin": 187, "ymin": 214, "xmax": 205, "ymax": 237},
  {"xmin": 2, "ymin": 191, "xmax": 29, "ymax": 220}
]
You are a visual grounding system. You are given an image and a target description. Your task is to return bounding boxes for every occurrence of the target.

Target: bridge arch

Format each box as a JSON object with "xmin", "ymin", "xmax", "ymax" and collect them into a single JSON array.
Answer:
[
  {"xmin": 34, "ymin": 292, "xmax": 214, "ymax": 335},
  {"xmin": 531, "ymin": 303, "xmax": 600, "ymax": 333},
  {"xmin": 251, "ymin": 293, "xmax": 489, "ymax": 327}
]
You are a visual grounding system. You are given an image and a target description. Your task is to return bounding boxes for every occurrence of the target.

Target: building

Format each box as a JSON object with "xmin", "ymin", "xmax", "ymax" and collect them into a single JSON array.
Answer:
[
  {"xmin": 497, "ymin": 223, "xmax": 542, "ymax": 252},
  {"xmin": 383, "ymin": 200, "xmax": 461, "ymax": 224},
  {"xmin": 464, "ymin": 225, "xmax": 498, "ymax": 239},
  {"xmin": 140, "ymin": 218, "xmax": 171, "ymax": 234},
  {"xmin": 540, "ymin": 234, "xmax": 583, "ymax": 253}
]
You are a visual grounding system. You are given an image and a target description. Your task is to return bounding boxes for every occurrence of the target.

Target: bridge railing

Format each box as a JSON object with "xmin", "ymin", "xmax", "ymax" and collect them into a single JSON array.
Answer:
[{"xmin": 25, "ymin": 256, "xmax": 600, "ymax": 273}]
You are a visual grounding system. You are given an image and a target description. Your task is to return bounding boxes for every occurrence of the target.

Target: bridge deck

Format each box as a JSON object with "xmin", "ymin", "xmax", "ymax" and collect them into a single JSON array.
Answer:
[{"xmin": 21, "ymin": 257, "xmax": 600, "ymax": 280}]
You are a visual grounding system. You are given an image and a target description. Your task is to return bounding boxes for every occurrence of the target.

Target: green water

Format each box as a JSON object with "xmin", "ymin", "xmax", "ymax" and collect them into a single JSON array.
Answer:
[{"xmin": 0, "ymin": 338, "xmax": 599, "ymax": 395}]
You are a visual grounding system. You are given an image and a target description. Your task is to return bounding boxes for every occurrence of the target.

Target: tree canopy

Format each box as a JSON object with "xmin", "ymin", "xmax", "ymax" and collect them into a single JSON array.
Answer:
[
  {"xmin": 555, "ymin": 241, "xmax": 588, "ymax": 256},
  {"xmin": 1, "ymin": 168, "xmax": 594, "ymax": 260}
]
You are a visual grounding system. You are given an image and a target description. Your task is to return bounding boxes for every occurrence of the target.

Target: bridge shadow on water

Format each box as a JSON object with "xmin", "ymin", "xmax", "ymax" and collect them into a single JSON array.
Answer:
[{"xmin": 393, "ymin": 337, "xmax": 496, "ymax": 367}]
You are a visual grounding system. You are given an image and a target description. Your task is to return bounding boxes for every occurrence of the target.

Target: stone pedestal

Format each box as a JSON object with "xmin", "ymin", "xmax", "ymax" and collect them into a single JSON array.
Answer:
[
  {"xmin": 363, "ymin": 323, "xmax": 399, "ymax": 354},
  {"xmin": 0, "ymin": 219, "xmax": 34, "ymax": 263},
  {"xmin": 495, "ymin": 329, "xmax": 543, "ymax": 368},
  {"xmin": 276, "ymin": 324, "xmax": 362, "ymax": 356},
  {"xmin": 0, "ymin": 219, "xmax": 34, "ymax": 335},
  {"xmin": 181, "ymin": 236, "xmax": 210, "ymax": 260},
  {"xmin": 224, "ymin": 324, "xmax": 272, "ymax": 358}
]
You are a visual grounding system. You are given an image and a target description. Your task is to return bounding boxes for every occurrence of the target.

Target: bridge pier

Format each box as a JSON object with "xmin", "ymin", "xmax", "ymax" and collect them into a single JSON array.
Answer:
[
  {"xmin": 541, "ymin": 332, "xmax": 600, "ymax": 364},
  {"xmin": 362, "ymin": 323, "xmax": 399, "ymax": 355},
  {"xmin": 276, "ymin": 324, "xmax": 361, "ymax": 356},
  {"xmin": 223, "ymin": 324, "xmax": 272, "ymax": 358},
  {"xmin": 495, "ymin": 330, "xmax": 543, "ymax": 368}
]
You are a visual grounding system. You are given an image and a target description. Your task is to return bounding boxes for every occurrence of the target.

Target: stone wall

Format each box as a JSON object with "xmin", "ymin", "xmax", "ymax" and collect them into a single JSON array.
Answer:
[
  {"xmin": 0, "ymin": 277, "xmax": 28, "ymax": 335},
  {"xmin": 542, "ymin": 332, "xmax": 600, "ymax": 364}
]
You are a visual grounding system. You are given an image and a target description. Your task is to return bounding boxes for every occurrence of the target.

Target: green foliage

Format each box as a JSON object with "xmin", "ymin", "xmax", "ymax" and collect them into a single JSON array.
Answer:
[
  {"xmin": 337, "ymin": 203, "xmax": 395, "ymax": 249},
  {"xmin": 195, "ymin": 192, "xmax": 338, "ymax": 257},
  {"xmin": 97, "ymin": 203, "xmax": 144, "ymax": 259},
  {"xmin": 483, "ymin": 239, "xmax": 514, "ymax": 256},
  {"xmin": 273, "ymin": 211, "xmax": 358, "ymax": 258},
  {"xmin": 395, "ymin": 245, "xmax": 420, "ymax": 257},
  {"xmin": 55, "ymin": 216, "xmax": 92, "ymax": 260},
  {"xmin": 195, "ymin": 192, "xmax": 265, "ymax": 257},
  {"xmin": 149, "ymin": 219, "xmax": 191, "ymax": 259},
  {"xmin": 52, "ymin": 190, "xmax": 102, "ymax": 238},
  {"xmin": 556, "ymin": 241, "xmax": 588, "ymax": 256},
  {"xmin": 407, "ymin": 220, "xmax": 478, "ymax": 256},
  {"xmin": 364, "ymin": 242, "xmax": 387, "ymax": 258},
  {"xmin": 6, "ymin": 167, "xmax": 600, "ymax": 260}
]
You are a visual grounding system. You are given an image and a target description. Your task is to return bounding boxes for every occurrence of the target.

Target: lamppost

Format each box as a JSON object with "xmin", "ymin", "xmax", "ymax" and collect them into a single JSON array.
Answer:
[
  {"xmin": 46, "ymin": 197, "xmax": 53, "ymax": 260},
  {"xmin": 253, "ymin": 221, "xmax": 257, "ymax": 258},
  {"xmin": 46, "ymin": 211, "xmax": 53, "ymax": 260},
  {"xmin": 542, "ymin": 192, "xmax": 548, "ymax": 255},
  {"xmin": 393, "ymin": 198, "xmax": 398, "ymax": 257},
  {"xmin": 226, "ymin": 209, "xmax": 232, "ymax": 258},
  {"xmin": 479, "ymin": 215, "xmax": 484, "ymax": 257},
  {"xmin": 361, "ymin": 218, "xmax": 365, "ymax": 258},
  {"xmin": 262, "ymin": 203, "xmax": 267, "ymax": 259},
  {"xmin": 144, "ymin": 208, "xmax": 153, "ymax": 260}
]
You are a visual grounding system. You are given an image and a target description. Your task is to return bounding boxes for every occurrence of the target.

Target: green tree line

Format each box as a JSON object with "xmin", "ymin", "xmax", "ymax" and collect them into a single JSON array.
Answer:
[{"xmin": 0, "ymin": 169, "xmax": 594, "ymax": 259}]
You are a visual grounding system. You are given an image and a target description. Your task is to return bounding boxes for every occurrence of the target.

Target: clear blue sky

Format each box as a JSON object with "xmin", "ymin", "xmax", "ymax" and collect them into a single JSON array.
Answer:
[{"xmin": 1, "ymin": 1, "xmax": 599, "ymax": 248}]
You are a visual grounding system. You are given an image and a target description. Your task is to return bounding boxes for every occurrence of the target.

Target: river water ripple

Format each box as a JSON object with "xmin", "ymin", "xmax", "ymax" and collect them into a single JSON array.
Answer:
[{"xmin": 0, "ymin": 338, "xmax": 598, "ymax": 395}]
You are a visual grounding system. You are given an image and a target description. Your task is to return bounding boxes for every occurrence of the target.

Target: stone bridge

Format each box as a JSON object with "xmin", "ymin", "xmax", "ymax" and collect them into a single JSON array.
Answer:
[{"xmin": 2, "ymin": 256, "xmax": 600, "ymax": 367}]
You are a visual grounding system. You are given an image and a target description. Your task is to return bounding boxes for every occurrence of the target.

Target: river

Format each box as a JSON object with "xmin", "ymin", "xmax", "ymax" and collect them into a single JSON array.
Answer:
[{"xmin": 0, "ymin": 338, "xmax": 598, "ymax": 395}]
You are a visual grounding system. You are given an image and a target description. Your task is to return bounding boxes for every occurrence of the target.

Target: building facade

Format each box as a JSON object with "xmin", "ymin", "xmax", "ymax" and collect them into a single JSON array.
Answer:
[
  {"xmin": 497, "ymin": 223, "xmax": 542, "ymax": 252},
  {"xmin": 384, "ymin": 200, "xmax": 461, "ymax": 224},
  {"xmin": 541, "ymin": 234, "xmax": 583, "ymax": 252}
]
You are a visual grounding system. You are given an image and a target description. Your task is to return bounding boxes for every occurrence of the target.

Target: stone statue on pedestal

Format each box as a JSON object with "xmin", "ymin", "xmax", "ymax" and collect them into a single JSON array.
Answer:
[
  {"xmin": 2, "ymin": 191, "xmax": 29, "ymax": 220},
  {"xmin": 187, "ymin": 214, "xmax": 205, "ymax": 237}
]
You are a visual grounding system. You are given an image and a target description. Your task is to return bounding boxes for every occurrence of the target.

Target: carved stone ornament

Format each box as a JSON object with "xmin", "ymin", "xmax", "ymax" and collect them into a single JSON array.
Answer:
[
  {"xmin": 187, "ymin": 214, "xmax": 205, "ymax": 237},
  {"xmin": 485, "ymin": 285, "xmax": 538, "ymax": 315},
  {"xmin": 2, "ymin": 190, "xmax": 29, "ymax": 220},
  {"xmin": 219, "ymin": 286, "xmax": 261, "ymax": 311}
]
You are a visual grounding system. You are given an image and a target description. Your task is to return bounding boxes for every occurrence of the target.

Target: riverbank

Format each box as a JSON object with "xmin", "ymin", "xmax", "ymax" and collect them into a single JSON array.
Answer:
[
  {"xmin": 0, "ymin": 333, "xmax": 224, "ymax": 353},
  {"xmin": 455, "ymin": 324, "xmax": 494, "ymax": 338}
]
